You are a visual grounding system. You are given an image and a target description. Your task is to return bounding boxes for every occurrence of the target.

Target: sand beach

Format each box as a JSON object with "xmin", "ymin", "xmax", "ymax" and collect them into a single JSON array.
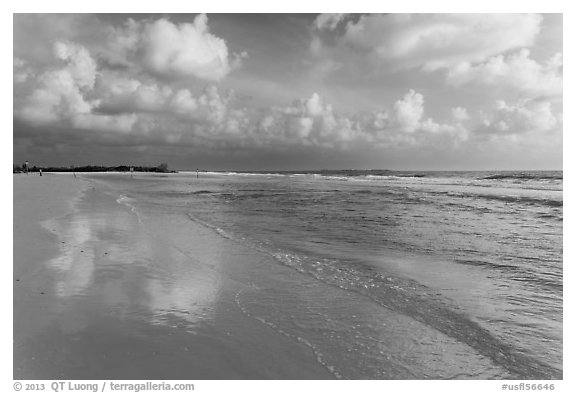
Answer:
[
  {"xmin": 13, "ymin": 173, "xmax": 334, "ymax": 379},
  {"xmin": 13, "ymin": 171, "xmax": 562, "ymax": 380}
]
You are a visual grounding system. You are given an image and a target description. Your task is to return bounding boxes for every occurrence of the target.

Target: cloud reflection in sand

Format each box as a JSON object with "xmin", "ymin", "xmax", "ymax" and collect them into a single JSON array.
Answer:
[{"xmin": 43, "ymin": 191, "xmax": 222, "ymax": 330}]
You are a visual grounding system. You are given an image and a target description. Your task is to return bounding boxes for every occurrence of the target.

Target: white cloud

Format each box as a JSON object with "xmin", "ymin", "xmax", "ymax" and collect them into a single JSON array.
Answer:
[
  {"xmin": 383, "ymin": 90, "xmax": 468, "ymax": 140},
  {"xmin": 14, "ymin": 57, "xmax": 32, "ymax": 83},
  {"xmin": 314, "ymin": 14, "xmax": 349, "ymax": 31},
  {"xmin": 314, "ymin": 14, "xmax": 542, "ymax": 72},
  {"xmin": 17, "ymin": 42, "xmax": 98, "ymax": 125},
  {"xmin": 12, "ymin": 14, "xmax": 562, "ymax": 169},
  {"xmin": 14, "ymin": 34, "xmax": 242, "ymax": 141},
  {"xmin": 479, "ymin": 99, "xmax": 561, "ymax": 135},
  {"xmin": 96, "ymin": 72, "xmax": 174, "ymax": 114},
  {"xmin": 371, "ymin": 111, "xmax": 390, "ymax": 130},
  {"xmin": 108, "ymin": 14, "xmax": 241, "ymax": 81},
  {"xmin": 169, "ymin": 89, "xmax": 199, "ymax": 114},
  {"xmin": 15, "ymin": 41, "xmax": 136, "ymax": 135},
  {"xmin": 195, "ymin": 85, "xmax": 230, "ymax": 124},
  {"xmin": 451, "ymin": 107, "xmax": 470, "ymax": 122},
  {"xmin": 92, "ymin": 69, "xmax": 236, "ymax": 127},
  {"xmin": 254, "ymin": 90, "xmax": 470, "ymax": 149},
  {"xmin": 257, "ymin": 93, "xmax": 367, "ymax": 148},
  {"xmin": 14, "ymin": 38, "xmax": 503, "ymax": 154},
  {"xmin": 53, "ymin": 41, "xmax": 98, "ymax": 89},
  {"xmin": 12, "ymin": 29, "xmax": 556, "ymax": 155},
  {"xmin": 385, "ymin": 89, "xmax": 461, "ymax": 137},
  {"xmin": 393, "ymin": 89, "xmax": 424, "ymax": 132},
  {"xmin": 447, "ymin": 49, "xmax": 562, "ymax": 96},
  {"xmin": 304, "ymin": 93, "xmax": 324, "ymax": 116}
]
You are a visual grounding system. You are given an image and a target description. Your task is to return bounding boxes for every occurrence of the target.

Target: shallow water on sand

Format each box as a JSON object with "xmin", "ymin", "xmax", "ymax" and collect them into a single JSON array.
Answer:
[
  {"xmin": 74, "ymin": 170, "xmax": 561, "ymax": 379},
  {"xmin": 15, "ymin": 181, "xmax": 337, "ymax": 379}
]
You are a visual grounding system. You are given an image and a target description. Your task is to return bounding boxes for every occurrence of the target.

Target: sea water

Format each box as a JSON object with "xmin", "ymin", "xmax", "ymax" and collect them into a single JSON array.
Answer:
[{"xmin": 88, "ymin": 170, "xmax": 562, "ymax": 379}]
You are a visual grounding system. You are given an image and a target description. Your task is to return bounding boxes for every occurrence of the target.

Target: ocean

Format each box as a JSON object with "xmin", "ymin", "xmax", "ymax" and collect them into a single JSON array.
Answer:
[{"xmin": 88, "ymin": 170, "xmax": 562, "ymax": 379}]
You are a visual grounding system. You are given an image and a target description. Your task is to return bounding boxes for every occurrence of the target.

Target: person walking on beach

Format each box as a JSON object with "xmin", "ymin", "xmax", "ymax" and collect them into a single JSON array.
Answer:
[
  {"xmin": 23, "ymin": 160, "xmax": 29, "ymax": 175},
  {"xmin": 39, "ymin": 169, "xmax": 42, "ymax": 176}
]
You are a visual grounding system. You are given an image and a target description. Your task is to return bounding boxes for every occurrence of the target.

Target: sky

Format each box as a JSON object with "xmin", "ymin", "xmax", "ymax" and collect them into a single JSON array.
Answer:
[{"xmin": 13, "ymin": 13, "xmax": 563, "ymax": 171}]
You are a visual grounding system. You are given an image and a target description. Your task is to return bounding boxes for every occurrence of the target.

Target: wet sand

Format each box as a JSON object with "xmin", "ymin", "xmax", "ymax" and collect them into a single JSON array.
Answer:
[{"xmin": 13, "ymin": 173, "xmax": 335, "ymax": 379}]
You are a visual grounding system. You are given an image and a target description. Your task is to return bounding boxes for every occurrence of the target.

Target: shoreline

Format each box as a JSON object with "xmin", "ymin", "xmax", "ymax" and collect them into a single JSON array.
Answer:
[
  {"xmin": 13, "ymin": 173, "xmax": 335, "ymax": 379},
  {"xmin": 13, "ymin": 173, "xmax": 89, "ymax": 378},
  {"xmin": 13, "ymin": 171, "xmax": 562, "ymax": 380}
]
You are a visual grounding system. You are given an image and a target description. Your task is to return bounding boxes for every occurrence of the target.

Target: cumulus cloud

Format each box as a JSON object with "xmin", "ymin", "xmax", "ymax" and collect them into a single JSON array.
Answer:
[
  {"xmin": 96, "ymin": 78, "xmax": 234, "ymax": 126},
  {"xmin": 447, "ymin": 49, "xmax": 562, "ymax": 96},
  {"xmin": 14, "ymin": 39, "xmax": 556, "ymax": 156},
  {"xmin": 14, "ymin": 57, "xmax": 32, "ymax": 83},
  {"xmin": 96, "ymin": 72, "xmax": 172, "ymax": 114},
  {"xmin": 451, "ymin": 107, "xmax": 470, "ymax": 122},
  {"xmin": 20, "ymin": 70, "xmax": 92, "ymax": 124},
  {"xmin": 393, "ymin": 90, "xmax": 424, "ymax": 132},
  {"xmin": 479, "ymin": 99, "xmax": 561, "ymax": 135},
  {"xmin": 108, "ymin": 14, "xmax": 243, "ymax": 81},
  {"xmin": 16, "ymin": 41, "xmax": 98, "ymax": 125},
  {"xmin": 15, "ymin": 40, "xmax": 139, "ymax": 135},
  {"xmin": 253, "ymin": 90, "xmax": 470, "ymax": 149},
  {"xmin": 13, "ymin": 13, "xmax": 256, "ymax": 153},
  {"xmin": 13, "ymin": 14, "xmax": 562, "ymax": 169},
  {"xmin": 385, "ymin": 90, "xmax": 467, "ymax": 139},
  {"xmin": 258, "ymin": 92, "xmax": 366, "ymax": 148},
  {"xmin": 17, "ymin": 37, "xmax": 551, "ymax": 154},
  {"xmin": 14, "ymin": 34, "xmax": 242, "ymax": 137},
  {"xmin": 313, "ymin": 13, "xmax": 542, "ymax": 71},
  {"xmin": 314, "ymin": 14, "xmax": 350, "ymax": 31},
  {"xmin": 53, "ymin": 41, "xmax": 98, "ymax": 89}
]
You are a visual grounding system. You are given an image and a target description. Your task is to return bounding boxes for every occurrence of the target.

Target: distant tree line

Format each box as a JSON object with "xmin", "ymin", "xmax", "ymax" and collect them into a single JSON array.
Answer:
[{"xmin": 13, "ymin": 163, "xmax": 175, "ymax": 173}]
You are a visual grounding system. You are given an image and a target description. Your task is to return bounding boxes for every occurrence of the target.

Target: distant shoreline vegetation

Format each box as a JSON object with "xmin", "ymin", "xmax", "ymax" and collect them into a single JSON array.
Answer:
[{"xmin": 13, "ymin": 163, "xmax": 176, "ymax": 174}]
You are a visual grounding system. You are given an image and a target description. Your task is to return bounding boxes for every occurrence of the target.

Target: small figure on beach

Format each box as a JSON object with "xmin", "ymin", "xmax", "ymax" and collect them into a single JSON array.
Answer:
[
  {"xmin": 23, "ymin": 160, "xmax": 29, "ymax": 175},
  {"xmin": 196, "ymin": 169, "xmax": 199, "ymax": 179},
  {"xmin": 130, "ymin": 166, "xmax": 134, "ymax": 178},
  {"xmin": 39, "ymin": 169, "xmax": 42, "ymax": 176}
]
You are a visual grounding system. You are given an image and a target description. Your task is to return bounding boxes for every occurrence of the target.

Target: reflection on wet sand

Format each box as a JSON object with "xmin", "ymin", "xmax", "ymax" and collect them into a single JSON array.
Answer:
[
  {"xmin": 15, "ymin": 174, "xmax": 345, "ymax": 379},
  {"xmin": 44, "ymin": 216, "xmax": 95, "ymax": 299},
  {"xmin": 45, "ymin": 183, "xmax": 505, "ymax": 379},
  {"xmin": 43, "ymin": 187, "xmax": 222, "ymax": 331}
]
